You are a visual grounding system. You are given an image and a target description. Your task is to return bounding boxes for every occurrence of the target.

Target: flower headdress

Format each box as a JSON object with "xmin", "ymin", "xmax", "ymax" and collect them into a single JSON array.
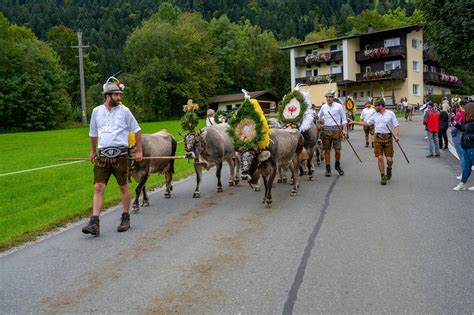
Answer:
[
  {"xmin": 345, "ymin": 96, "xmax": 356, "ymax": 113},
  {"xmin": 228, "ymin": 89, "xmax": 270, "ymax": 150},
  {"xmin": 180, "ymin": 99, "xmax": 200, "ymax": 132},
  {"xmin": 279, "ymin": 84, "xmax": 315, "ymax": 132}
]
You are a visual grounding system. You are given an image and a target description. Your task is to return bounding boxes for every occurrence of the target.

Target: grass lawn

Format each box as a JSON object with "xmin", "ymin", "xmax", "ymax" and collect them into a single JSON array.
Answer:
[{"xmin": 0, "ymin": 120, "xmax": 204, "ymax": 251}]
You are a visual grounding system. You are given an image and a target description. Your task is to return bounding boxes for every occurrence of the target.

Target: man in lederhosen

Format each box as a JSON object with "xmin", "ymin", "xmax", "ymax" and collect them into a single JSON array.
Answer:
[
  {"xmin": 360, "ymin": 100, "xmax": 376, "ymax": 147},
  {"xmin": 318, "ymin": 90, "xmax": 347, "ymax": 177},
  {"xmin": 349, "ymin": 98, "xmax": 399, "ymax": 185},
  {"xmin": 82, "ymin": 79, "xmax": 142, "ymax": 236}
]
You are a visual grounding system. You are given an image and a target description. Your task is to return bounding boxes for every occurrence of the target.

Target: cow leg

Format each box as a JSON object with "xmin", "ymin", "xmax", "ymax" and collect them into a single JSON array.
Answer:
[
  {"xmin": 233, "ymin": 156, "xmax": 240, "ymax": 185},
  {"xmin": 142, "ymin": 185, "xmax": 150, "ymax": 207},
  {"xmin": 265, "ymin": 169, "xmax": 277, "ymax": 207},
  {"xmin": 262, "ymin": 175, "xmax": 268, "ymax": 204},
  {"xmin": 193, "ymin": 162, "xmax": 201, "ymax": 198},
  {"xmin": 289, "ymin": 160, "xmax": 299, "ymax": 196},
  {"xmin": 164, "ymin": 168, "xmax": 172, "ymax": 199},
  {"xmin": 226, "ymin": 158, "xmax": 235, "ymax": 186},
  {"xmin": 254, "ymin": 177, "xmax": 261, "ymax": 192},
  {"xmin": 133, "ymin": 173, "xmax": 149, "ymax": 213},
  {"xmin": 216, "ymin": 161, "xmax": 223, "ymax": 192},
  {"xmin": 307, "ymin": 150, "xmax": 314, "ymax": 181}
]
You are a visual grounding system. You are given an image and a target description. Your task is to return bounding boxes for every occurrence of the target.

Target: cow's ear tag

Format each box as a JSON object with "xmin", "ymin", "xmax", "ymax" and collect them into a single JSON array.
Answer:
[{"xmin": 258, "ymin": 150, "xmax": 271, "ymax": 162}]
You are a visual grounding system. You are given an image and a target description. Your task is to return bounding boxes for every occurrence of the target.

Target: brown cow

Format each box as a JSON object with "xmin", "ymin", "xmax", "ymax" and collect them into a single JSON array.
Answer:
[
  {"xmin": 239, "ymin": 129, "xmax": 304, "ymax": 206},
  {"xmin": 184, "ymin": 123, "xmax": 239, "ymax": 198},
  {"xmin": 129, "ymin": 130, "xmax": 177, "ymax": 213}
]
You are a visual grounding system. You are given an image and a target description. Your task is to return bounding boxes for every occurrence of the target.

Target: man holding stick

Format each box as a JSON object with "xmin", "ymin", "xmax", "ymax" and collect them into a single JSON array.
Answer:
[
  {"xmin": 82, "ymin": 77, "xmax": 143, "ymax": 236},
  {"xmin": 349, "ymin": 98, "xmax": 399, "ymax": 185},
  {"xmin": 318, "ymin": 90, "xmax": 348, "ymax": 177}
]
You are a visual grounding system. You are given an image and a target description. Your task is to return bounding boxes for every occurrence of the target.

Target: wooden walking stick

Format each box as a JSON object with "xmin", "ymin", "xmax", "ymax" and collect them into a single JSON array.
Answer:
[
  {"xmin": 327, "ymin": 110, "xmax": 363, "ymax": 163},
  {"xmin": 385, "ymin": 124, "xmax": 410, "ymax": 163},
  {"xmin": 59, "ymin": 156, "xmax": 188, "ymax": 161}
]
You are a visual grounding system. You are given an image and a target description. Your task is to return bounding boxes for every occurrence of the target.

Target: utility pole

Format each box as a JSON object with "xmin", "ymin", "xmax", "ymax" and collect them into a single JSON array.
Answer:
[{"xmin": 71, "ymin": 32, "xmax": 89, "ymax": 125}]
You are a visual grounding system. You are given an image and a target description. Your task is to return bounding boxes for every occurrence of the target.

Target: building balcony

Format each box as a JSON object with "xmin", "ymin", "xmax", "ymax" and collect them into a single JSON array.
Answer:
[
  {"xmin": 424, "ymin": 71, "xmax": 461, "ymax": 87},
  {"xmin": 356, "ymin": 69, "xmax": 407, "ymax": 82},
  {"xmin": 295, "ymin": 51, "xmax": 343, "ymax": 67},
  {"xmin": 295, "ymin": 73, "xmax": 343, "ymax": 85},
  {"xmin": 355, "ymin": 45, "xmax": 407, "ymax": 63}
]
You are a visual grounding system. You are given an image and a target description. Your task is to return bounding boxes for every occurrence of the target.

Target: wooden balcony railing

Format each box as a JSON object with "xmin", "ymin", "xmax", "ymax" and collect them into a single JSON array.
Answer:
[
  {"xmin": 356, "ymin": 69, "xmax": 407, "ymax": 81},
  {"xmin": 295, "ymin": 51, "xmax": 343, "ymax": 67},
  {"xmin": 424, "ymin": 71, "xmax": 461, "ymax": 87},
  {"xmin": 295, "ymin": 73, "xmax": 343, "ymax": 85},
  {"xmin": 355, "ymin": 45, "xmax": 407, "ymax": 63}
]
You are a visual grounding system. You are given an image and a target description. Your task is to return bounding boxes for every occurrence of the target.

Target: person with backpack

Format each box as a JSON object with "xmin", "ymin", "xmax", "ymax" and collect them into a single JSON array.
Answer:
[{"xmin": 423, "ymin": 102, "xmax": 440, "ymax": 158}]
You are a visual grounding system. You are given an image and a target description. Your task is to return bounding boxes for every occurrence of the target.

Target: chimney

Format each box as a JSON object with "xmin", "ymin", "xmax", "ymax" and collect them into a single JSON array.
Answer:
[{"xmin": 368, "ymin": 24, "xmax": 374, "ymax": 33}]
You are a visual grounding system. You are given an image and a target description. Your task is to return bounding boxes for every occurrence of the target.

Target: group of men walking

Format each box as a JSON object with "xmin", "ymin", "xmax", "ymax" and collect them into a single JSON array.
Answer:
[{"xmin": 318, "ymin": 91, "xmax": 400, "ymax": 186}]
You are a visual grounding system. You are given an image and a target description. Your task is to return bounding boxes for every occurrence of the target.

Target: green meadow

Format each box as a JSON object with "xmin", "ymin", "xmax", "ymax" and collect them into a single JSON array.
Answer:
[{"xmin": 0, "ymin": 120, "xmax": 204, "ymax": 251}]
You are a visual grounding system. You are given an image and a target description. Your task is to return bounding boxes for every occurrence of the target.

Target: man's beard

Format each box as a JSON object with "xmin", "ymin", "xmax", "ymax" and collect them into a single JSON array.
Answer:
[{"xmin": 111, "ymin": 99, "xmax": 120, "ymax": 107}]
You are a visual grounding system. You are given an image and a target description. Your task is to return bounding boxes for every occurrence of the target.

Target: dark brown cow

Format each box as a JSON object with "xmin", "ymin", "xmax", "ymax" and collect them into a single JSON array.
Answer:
[{"xmin": 239, "ymin": 129, "xmax": 304, "ymax": 206}]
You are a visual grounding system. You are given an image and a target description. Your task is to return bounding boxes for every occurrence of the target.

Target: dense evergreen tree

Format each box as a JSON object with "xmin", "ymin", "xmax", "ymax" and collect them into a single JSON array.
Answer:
[
  {"xmin": 124, "ymin": 9, "xmax": 219, "ymax": 120},
  {"xmin": 1, "ymin": 0, "xmax": 417, "ymax": 78},
  {"xmin": 419, "ymin": 0, "xmax": 474, "ymax": 72},
  {"xmin": 0, "ymin": 13, "xmax": 71, "ymax": 131}
]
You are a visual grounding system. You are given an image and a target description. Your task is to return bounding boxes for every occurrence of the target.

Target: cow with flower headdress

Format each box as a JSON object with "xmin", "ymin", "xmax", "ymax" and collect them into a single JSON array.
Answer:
[
  {"xmin": 278, "ymin": 84, "xmax": 319, "ymax": 181},
  {"xmin": 229, "ymin": 90, "xmax": 304, "ymax": 206},
  {"xmin": 181, "ymin": 100, "xmax": 239, "ymax": 198}
]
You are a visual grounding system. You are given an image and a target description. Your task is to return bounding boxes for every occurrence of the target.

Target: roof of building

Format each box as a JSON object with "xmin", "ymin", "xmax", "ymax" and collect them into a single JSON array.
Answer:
[
  {"xmin": 280, "ymin": 24, "xmax": 422, "ymax": 50},
  {"xmin": 208, "ymin": 90, "xmax": 280, "ymax": 104}
]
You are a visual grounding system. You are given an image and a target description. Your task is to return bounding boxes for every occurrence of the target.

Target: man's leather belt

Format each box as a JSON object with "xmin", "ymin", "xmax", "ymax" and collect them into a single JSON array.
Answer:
[
  {"xmin": 323, "ymin": 125, "xmax": 340, "ymax": 131},
  {"xmin": 376, "ymin": 133, "xmax": 392, "ymax": 139},
  {"xmin": 98, "ymin": 146, "xmax": 129, "ymax": 158}
]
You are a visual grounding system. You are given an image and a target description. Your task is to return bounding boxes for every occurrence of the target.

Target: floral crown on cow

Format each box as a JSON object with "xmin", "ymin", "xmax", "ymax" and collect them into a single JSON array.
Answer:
[
  {"xmin": 180, "ymin": 99, "xmax": 200, "ymax": 132},
  {"xmin": 227, "ymin": 89, "xmax": 270, "ymax": 150},
  {"xmin": 278, "ymin": 84, "xmax": 315, "ymax": 132}
]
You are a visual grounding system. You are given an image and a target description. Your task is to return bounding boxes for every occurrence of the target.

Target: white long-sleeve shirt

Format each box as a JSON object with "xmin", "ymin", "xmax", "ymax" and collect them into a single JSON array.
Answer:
[{"xmin": 318, "ymin": 102, "xmax": 347, "ymax": 127}]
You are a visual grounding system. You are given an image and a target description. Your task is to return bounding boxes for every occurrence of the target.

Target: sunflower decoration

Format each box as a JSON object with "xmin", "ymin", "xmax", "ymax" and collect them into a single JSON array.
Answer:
[
  {"xmin": 228, "ymin": 90, "xmax": 270, "ymax": 150},
  {"xmin": 345, "ymin": 96, "xmax": 357, "ymax": 113},
  {"xmin": 128, "ymin": 131, "xmax": 136, "ymax": 148},
  {"xmin": 180, "ymin": 99, "xmax": 200, "ymax": 132}
]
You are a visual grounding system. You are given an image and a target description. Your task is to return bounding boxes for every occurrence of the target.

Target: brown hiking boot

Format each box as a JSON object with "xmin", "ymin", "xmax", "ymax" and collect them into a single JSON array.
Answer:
[
  {"xmin": 386, "ymin": 167, "xmax": 392, "ymax": 181},
  {"xmin": 117, "ymin": 213, "xmax": 130, "ymax": 232},
  {"xmin": 381, "ymin": 175, "xmax": 387, "ymax": 185},
  {"xmin": 82, "ymin": 216, "xmax": 100, "ymax": 236}
]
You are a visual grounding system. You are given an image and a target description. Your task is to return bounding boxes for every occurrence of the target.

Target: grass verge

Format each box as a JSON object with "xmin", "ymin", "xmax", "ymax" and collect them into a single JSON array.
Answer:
[{"xmin": 0, "ymin": 120, "xmax": 204, "ymax": 251}]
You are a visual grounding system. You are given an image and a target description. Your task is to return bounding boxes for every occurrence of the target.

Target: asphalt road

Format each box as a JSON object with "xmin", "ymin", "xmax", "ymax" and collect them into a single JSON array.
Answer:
[{"xmin": 1, "ymin": 115, "xmax": 472, "ymax": 313}]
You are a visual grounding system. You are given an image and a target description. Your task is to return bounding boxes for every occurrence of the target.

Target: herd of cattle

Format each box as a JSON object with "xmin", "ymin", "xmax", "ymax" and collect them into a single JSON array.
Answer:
[{"xmin": 129, "ymin": 119, "xmax": 326, "ymax": 210}]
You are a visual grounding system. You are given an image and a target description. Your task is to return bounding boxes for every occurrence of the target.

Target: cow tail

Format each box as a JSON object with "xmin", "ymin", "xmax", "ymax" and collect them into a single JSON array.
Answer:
[
  {"xmin": 170, "ymin": 137, "xmax": 177, "ymax": 174},
  {"xmin": 296, "ymin": 134, "xmax": 304, "ymax": 155}
]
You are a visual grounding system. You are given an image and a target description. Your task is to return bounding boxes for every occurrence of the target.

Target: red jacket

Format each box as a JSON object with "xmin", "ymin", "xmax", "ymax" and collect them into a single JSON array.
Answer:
[{"xmin": 424, "ymin": 109, "xmax": 440, "ymax": 133}]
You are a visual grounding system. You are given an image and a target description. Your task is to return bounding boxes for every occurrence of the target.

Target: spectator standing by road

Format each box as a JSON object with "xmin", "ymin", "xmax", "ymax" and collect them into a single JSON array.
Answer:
[
  {"xmin": 451, "ymin": 101, "xmax": 466, "ymax": 179},
  {"xmin": 438, "ymin": 103, "xmax": 450, "ymax": 150},
  {"xmin": 453, "ymin": 102, "xmax": 474, "ymax": 191},
  {"xmin": 424, "ymin": 102, "xmax": 440, "ymax": 158}
]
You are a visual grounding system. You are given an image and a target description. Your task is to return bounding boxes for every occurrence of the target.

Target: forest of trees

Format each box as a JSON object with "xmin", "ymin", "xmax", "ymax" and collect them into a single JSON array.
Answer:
[{"xmin": 0, "ymin": 0, "xmax": 471, "ymax": 131}]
